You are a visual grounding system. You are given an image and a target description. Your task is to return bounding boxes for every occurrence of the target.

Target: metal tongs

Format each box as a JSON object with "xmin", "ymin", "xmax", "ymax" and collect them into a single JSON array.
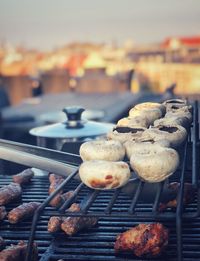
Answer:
[{"xmin": 0, "ymin": 138, "xmax": 81, "ymax": 177}]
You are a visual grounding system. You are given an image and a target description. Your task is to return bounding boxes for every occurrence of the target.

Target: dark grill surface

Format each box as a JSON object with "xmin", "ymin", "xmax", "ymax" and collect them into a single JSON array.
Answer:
[{"xmin": 0, "ymin": 175, "xmax": 200, "ymax": 261}]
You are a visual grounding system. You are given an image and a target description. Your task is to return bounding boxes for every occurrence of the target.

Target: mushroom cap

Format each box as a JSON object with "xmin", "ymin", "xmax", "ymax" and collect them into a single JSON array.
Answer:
[
  {"xmin": 139, "ymin": 125, "xmax": 187, "ymax": 148},
  {"xmin": 79, "ymin": 140, "xmax": 125, "ymax": 161},
  {"xmin": 79, "ymin": 160, "xmax": 131, "ymax": 190},
  {"xmin": 165, "ymin": 107, "xmax": 192, "ymax": 124},
  {"xmin": 124, "ymin": 139, "xmax": 170, "ymax": 159},
  {"xmin": 107, "ymin": 127, "xmax": 146, "ymax": 144},
  {"xmin": 134, "ymin": 102, "xmax": 166, "ymax": 116},
  {"xmin": 117, "ymin": 115, "xmax": 149, "ymax": 128},
  {"xmin": 129, "ymin": 107, "xmax": 162, "ymax": 125},
  {"xmin": 154, "ymin": 116, "xmax": 189, "ymax": 129},
  {"xmin": 130, "ymin": 147, "xmax": 179, "ymax": 182}
]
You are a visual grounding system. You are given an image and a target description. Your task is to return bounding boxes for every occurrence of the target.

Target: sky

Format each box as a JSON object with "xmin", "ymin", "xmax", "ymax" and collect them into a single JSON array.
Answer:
[{"xmin": 0, "ymin": 0, "xmax": 200, "ymax": 50}]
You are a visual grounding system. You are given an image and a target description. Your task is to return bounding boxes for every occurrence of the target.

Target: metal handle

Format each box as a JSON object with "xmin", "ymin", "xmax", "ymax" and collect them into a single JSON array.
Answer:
[
  {"xmin": 63, "ymin": 106, "xmax": 85, "ymax": 128},
  {"xmin": 0, "ymin": 146, "xmax": 77, "ymax": 177}
]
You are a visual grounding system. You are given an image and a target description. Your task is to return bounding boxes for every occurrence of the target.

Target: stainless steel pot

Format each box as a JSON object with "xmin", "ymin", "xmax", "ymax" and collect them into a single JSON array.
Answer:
[{"xmin": 29, "ymin": 106, "xmax": 114, "ymax": 153}]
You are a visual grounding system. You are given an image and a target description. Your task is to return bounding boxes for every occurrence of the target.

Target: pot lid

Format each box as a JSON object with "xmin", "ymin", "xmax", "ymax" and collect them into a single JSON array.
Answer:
[{"xmin": 30, "ymin": 107, "xmax": 114, "ymax": 139}]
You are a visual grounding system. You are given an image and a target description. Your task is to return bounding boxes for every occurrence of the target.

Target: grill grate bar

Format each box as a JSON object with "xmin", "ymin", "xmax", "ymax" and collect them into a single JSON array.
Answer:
[
  {"xmin": 59, "ymin": 182, "xmax": 85, "ymax": 212},
  {"xmin": 81, "ymin": 190, "xmax": 100, "ymax": 214},
  {"xmin": 128, "ymin": 181, "xmax": 144, "ymax": 214},
  {"xmin": 152, "ymin": 181, "xmax": 164, "ymax": 213},
  {"xmin": 104, "ymin": 188, "xmax": 121, "ymax": 214}
]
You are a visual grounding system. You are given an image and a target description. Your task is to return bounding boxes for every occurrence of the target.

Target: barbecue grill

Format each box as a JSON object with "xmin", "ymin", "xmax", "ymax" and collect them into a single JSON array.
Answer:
[{"xmin": 0, "ymin": 101, "xmax": 199, "ymax": 261}]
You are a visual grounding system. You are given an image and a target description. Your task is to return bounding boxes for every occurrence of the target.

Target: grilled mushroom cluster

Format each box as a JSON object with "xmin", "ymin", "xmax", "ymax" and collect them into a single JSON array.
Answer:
[{"xmin": 79, "ymin": 99, "xmax": 191, "ymax": 187}]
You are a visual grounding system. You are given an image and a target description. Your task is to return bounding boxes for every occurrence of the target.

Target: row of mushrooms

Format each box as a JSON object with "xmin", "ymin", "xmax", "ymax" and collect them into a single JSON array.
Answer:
[{"xmin": 79, "ymin": 99, "xmax": 192, "ymax": 189}]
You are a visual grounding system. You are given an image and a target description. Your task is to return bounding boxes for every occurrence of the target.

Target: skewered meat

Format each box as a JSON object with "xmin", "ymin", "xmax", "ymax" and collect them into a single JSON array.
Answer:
[
  {"xmin": 49, "ymin": 191, "xmax": 74, "ymax": 208},
  {"xmin": 12, "ymin": 169, "xmax": 34, "ymax": 185},
  {"xmin": 0, "ymin": 206, "xmax": 7, "ymax": 221},
  {"xmin": 0, "ymin": 236, "xmax": 6, "ymax": 251},
  {"xmin": 115, "ymin": 223, "xmax": 168, "ymax": 257},
  {"xmin": 61, "ymin": 203, "xmax": 98, "ymax": 236},
  {"xmin": 8, "ymin": 202, "xmax": 41, "ymax": 224},
  {"xmin": 48, "ymin": 216, "xmax": 63, "ymax": 233},
  {"xmin": 0, "ymin": 183, "xmax": 22, "ymax": 206},
  {"xmin": 159, "ymin": 182, "xmax": 195, "ymax": 212},
  {"xmin": 0, "ymin": 241, "xmax": 38, "ymax": 261}
]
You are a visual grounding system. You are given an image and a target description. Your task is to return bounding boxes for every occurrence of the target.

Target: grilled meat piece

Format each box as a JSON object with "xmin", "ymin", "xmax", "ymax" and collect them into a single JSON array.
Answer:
[
  {"xmin": 0, "ymin": 183, "xmax": 22, "ymax": 206},
  {"xmin": 0, "ymin": 236, "xmax": 6, "ymax": 251},
  {"xmin": 12, "ymin": 169, "xmax": 34, "ymax": 185},
  {"xmin": 48, "ymin": 174, "xmax": 64, "ymax": 194},
  {"xmin": 61, "ymin": 203, "xmax": 98, "ymax": 236},
  {"xmin": 0, "ymin": 206, "xmax": 7, "ymax": 221},
  {"xmin": 49, "ymin": 191, "xmax": 74, "ymax": 208},
  {"xmin": 48, "ymin": 216, "xmax": 63, "ymax": 233},
  {"xmin": 49, "ymin": 174, "xmax": 64, "ymax": 185},
  {"xmin": 0, "ymin": 241, "xmax": 38, "ymax": 261},
  {"xmin": 115, "ymin": 223, "xmax": 168, "ymax": 257},
  {"xmin": 8, "ymin": 202, "xmax": 41, "ymax": 224},
  {"xmin": 159, "ymin": 182, "xmax": 195, "ymax": 212}
]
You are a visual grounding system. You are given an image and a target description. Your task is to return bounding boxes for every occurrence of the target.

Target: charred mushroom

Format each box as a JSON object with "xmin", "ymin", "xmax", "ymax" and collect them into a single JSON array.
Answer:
[{"xmin": 79, "ymin": 160, "xmax": 131, "ymax": 190}]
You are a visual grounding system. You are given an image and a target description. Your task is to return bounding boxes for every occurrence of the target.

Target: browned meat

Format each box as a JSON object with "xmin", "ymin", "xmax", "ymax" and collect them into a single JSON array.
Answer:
[
  {"xmin": 159, "ymin": 182, "xmax": 195, "ymax": 212},
  {"xmin": 49, "ymin": 174, "xmax": 64, "ymax": 185},
  {"xmin": 48, "ymin": 174, "xmax": 64, "ymax": 194},
  {"xmin": 61, "ymin": 203, "xmax": 98, "ymax": 236},
  {"xmin": 49, "ymin": 191, "xmax": 74, "ymax": 208},
  {"xmin": 8, "ymin": 202, "xmax": 41, "ymax": 224},
  {"xmin": 114, "ymin": 223, "xmax": 168, "ymax": 257},
  {"xmin": 48, "ymin": 216, "xmax": 63, "ymax": 233},
  {"xmin": 0, "ymin": 206, "xmax": 7, "ymax": 221},
  {"xmin": 12, "ymin": 169, "xmax": 34, "ymax": 185},
  {"xmin": 0, "ymin": 236, "xmax": 6, "ymax": 251},
  {"xmin": 0, "ymin": 241, "xmax": 38, "ymax": 261},
  {"xmin": 0, "ymin": 183, "xmax": 22, "ymax": 206}
]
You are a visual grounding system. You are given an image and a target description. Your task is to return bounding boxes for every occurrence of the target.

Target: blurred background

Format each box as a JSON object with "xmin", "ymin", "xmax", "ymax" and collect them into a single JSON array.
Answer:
[{"xmin": 0, "ymin": 0, "xmax": 200, "ymax": 104}]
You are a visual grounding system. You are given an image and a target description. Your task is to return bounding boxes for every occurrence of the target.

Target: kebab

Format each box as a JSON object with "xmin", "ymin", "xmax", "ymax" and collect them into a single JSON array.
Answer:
[
  {"xmin": 12, "ymin": 168, "xmax": 34, "ymax": 185},
  {"xmin": 0, "ymin": 241, "xmax": 38, "ymax": 261},
  {"xmin": 8, "ymin": 202, "xmax": 41, "ymax": 224},
  {"xmin": 48, "ymin": 203, "xmax": 98, "ymax": 236},
  {"xmin": 0, "ymin": 183, "xmax": 22, "ymax": 206}
]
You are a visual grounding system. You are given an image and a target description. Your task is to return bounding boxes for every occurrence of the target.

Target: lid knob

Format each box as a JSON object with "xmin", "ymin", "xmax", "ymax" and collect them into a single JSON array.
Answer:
[{"xmin": 63, "ymin": 107, "xmax": 85, "ymax": 128}]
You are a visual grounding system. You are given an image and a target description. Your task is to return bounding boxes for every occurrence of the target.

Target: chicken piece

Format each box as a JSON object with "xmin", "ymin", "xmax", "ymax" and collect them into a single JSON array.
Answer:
[
  {"xmin": 115, "ymin": 223, "xmax": 168, "ymax": 257},
  {"xmin": 0, "ymin": 236, "xmax": 6, "ymax": 251},
  {"xmin": 159, "ymin": 182, "xmax": 195, "ymax": 212},
  {"xmin": 0, "ymin": 183, "xmax": 22, "ymax": 206},
  {"xmin": 12, "ymin": 169, "xmax": 34, "ymax": 185},
  {"xmin": 48, "ymin": 216, "xmax": 63, "ymax": 233},
  {"xmin": 0, "ymin": 206, "xmax": 7, "ymax": 221},
  {"xmin": 8, "ymin": 202, "xmax": 41, "ymax": 224},
  {"xmin": 61, "ymin": 203, "xmax": 98, "ymax": 236},
  {"xmin": 49, "ymin": 191, "xmax": 74, "ymax": 208},
  {"xmin": 0, "ymin": 241, "xmax": 38, "ymax": 261}
]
